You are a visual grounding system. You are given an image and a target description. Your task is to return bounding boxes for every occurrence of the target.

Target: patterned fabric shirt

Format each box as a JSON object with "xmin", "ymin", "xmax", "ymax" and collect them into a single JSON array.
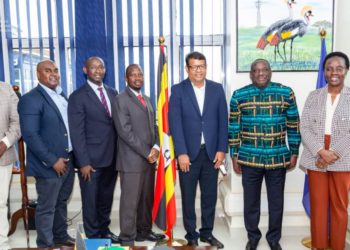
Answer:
[{"xmin": 229, "ymin": 82, "xmax": 301, "ymax": 169}]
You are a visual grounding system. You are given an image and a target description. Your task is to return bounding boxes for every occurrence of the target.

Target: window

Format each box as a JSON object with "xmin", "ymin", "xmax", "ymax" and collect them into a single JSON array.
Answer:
[{"xmin": 2, "ymin": 0, "xmax": 227, "ymax": 100}]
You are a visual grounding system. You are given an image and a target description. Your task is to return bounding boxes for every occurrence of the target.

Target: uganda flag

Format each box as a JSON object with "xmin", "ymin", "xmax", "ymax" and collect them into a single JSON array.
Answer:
[{"xmin": 152, "ymin": 40, "xmax": 177, "ymax": 239}]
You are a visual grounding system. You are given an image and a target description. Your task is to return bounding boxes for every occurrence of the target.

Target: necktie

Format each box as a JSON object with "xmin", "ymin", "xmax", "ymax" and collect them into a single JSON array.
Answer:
[
  {"xmin": 97, "ymin": 87, "xmax": 111, "ymax": 117},
  {"xmin": 137, "ymin": 94, "xmax": 147, "ymax": 108}
]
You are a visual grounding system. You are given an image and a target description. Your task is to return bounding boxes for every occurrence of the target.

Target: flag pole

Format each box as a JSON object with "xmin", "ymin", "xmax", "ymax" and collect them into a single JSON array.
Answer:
[
  {"xmin": 153, "ymin": 36, "xmax": 186, "ymax": 247},
  {"xmin": 301, "ymin": 27, "xmax": 330, "ymax": 250}
]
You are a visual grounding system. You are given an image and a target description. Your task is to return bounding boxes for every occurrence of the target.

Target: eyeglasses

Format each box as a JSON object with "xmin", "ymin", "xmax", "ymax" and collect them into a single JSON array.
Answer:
[{"xmin": 187, "ymin": 64, "xmax": 207, "ymax": 71}]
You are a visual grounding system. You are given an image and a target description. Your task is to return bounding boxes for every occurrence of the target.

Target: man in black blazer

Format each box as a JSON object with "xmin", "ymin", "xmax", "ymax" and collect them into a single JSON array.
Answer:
[
  {"xmin": 68, "ymin": 57, "xmax": 119, "ymax": 243},
  {"xmin": 113, "ymin": 64, "xmax": 164, "ymax": 246}
]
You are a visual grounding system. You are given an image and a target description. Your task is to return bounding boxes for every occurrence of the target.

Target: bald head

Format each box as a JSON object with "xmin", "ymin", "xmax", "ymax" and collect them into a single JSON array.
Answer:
[{"xmin": 36, "ymin": 60, "xmax": 60, "ymax": 90}]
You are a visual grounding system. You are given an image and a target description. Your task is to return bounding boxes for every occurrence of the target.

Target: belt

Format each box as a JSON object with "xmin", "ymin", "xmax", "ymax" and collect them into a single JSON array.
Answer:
[{"xmin": 200, "ymin": 144, "xmax": 206, "ymax": 149}]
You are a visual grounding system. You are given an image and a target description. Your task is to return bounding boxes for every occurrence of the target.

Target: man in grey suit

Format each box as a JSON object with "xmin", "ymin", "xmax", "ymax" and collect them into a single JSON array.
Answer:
[
  {"xmin": 0, "ymin": 82, "xmax": 21, "ymax": 250},
  {"xmin": 113, "ymin": 64, "xmax": 164, "ymax": 246}
]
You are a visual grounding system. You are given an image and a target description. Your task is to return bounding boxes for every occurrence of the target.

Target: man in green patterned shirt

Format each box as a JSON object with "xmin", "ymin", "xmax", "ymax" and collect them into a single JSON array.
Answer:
[{"xmin": 229, "ymin": 59, "xmax": 301, "ymax": 250}]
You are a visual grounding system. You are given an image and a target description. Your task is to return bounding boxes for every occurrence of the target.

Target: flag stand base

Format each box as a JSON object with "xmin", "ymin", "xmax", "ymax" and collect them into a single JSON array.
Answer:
[
  {"xmin": 301, "ymin": 236, "xmax": 311, "ymax": 248},
  {"xmin": 301, "ymin": 236, "xmax": 331, "ymax": 250},
  {"xmin": 155, "ymin": 238, "xmax": 187, "ymax": 246}
]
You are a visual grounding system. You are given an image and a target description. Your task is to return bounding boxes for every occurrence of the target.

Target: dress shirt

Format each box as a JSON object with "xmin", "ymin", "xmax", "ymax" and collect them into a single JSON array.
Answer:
[
  {"xmin": 325, "ymin": 93, "xmax": 340, "ymax": 135},
  {"xmin": 87, "ymin": 80, "xmax": 112, "ymax": 115},
  {"xmin": 0, "ymin": 138, "xmax": 10, "ymax": 148},
  {"xmin": 39, "ymin": 83, "xmax": 72, "ymax": 151},
  {"xmin": 229, "ymin": 82, "xmax": 301, "ymax": 169},
  {"xmin": 191, "ymin": 81, "xmax": 206, "ymax": 144}
]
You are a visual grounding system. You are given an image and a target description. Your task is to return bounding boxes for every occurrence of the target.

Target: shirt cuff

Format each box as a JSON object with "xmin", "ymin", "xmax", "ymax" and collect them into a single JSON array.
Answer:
[
  {"xmin": 152, "ymin": 144, "xmax": 160, "ymax": 151},
  {"xmin": 1, "ymin": 137, "xmax": 11, "ymax": 148}
]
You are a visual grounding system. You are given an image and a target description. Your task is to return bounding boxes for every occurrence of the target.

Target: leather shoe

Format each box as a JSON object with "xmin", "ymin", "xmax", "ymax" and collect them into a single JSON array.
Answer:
[
  {"xmin": 101, "ymin": 232, "xmax": 120, "ymax": 244},
  {"xmin": 246, "ymin": 241, "xmax": 258, "ymax": 250},
  {"xmin": 187, "ymin": 239, "xmax": 198, "ymax": 246},
  {"xmin": 200, "ymin": 236, "xmax": 224, "ymax": 249},
  {"xmin": 54, "ymin": 235, "xmax": 75, "ymax": 246},
  {"xmin": 269, "ymin": 243, "xmax": 282, "ymax": 250},
  {"xmin": 135, "ymin": 231, "xmax": 165, "ymax": 242}
]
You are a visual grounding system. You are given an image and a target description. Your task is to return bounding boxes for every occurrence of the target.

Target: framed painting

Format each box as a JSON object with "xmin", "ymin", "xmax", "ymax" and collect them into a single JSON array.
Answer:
[{"xmin": 236, "ymin": 0, "xmax": 334, "ymax": 72}]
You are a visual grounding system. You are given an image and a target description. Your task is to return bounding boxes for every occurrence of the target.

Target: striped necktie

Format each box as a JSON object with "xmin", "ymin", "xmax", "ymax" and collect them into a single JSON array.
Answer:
[{"xmin": 97, "ymin": 87, "xmax": 111, "ymax": 117}]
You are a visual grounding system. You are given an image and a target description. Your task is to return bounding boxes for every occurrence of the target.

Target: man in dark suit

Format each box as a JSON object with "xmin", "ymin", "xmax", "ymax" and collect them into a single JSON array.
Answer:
[
  {"xmin": 18, "ymin": 60, "xmax": 75, "ymax": 248},
  {"xmin": 68, "ymin": 57, "xmax": 119, "ymax": 243},
  {"xmin": 169, "ymin": 52, "xmax": 228, "ymax": 249},
  {"xmin": 113, "ymin": 64, "xmax": 165, "ymax": 246}
]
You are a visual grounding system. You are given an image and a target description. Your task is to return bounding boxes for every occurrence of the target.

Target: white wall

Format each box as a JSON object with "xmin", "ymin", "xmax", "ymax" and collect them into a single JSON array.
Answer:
[{"xmin": 221, "ymin": 0, "xmax": 350, "ymax": 231}]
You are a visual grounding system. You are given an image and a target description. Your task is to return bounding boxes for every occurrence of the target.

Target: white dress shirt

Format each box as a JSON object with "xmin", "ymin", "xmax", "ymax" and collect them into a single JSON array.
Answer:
[
  {"xmin": 325, "ymin": 93, "xmax": 340, "ymax": 135},
  {"xmin": 191, "ymin": 81, "xmax": 206, "ymax": 144}
]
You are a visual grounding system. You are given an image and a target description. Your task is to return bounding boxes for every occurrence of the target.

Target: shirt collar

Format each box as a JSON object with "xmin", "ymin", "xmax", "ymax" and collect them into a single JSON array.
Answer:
[
  {"xmin": 191, "ymin": 80, "xmax": 206, "ymax": 89},
  {"xmin": 128, "ymin": 86, "xmax": 142, "ymax": 97},
  {"xmin": 39, "ymin": 82, "xmax": 62, "ymax": 95},
  {"xmin": 87, "ymin": 80, "xmax": 104, "ymax": 91}
]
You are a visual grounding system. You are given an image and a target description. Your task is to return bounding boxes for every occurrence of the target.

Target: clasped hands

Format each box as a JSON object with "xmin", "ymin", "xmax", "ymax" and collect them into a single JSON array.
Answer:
[
  {"xmin": 316, "ymin": 149, "xmax": 339, "ymax": 169},
  {"xmin": 147, "ymin": 148, "xmax": 159, "ymax": 164}
]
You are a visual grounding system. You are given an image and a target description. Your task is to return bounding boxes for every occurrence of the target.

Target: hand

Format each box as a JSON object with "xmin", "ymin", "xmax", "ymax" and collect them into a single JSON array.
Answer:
[
  {"xmin": 178, "ymin": 154, "xmax": 190, "ymax": 172},
  {"xmin": 213, "ymin": 151, "xmax": 225, "ymax": 169},
  {"xmin": 53, "ymin": 157, "xmax": 69, "ymax": 176},
  {"xmin": 287, "ymin": 155, "xmax": 298, "ymax": 170},
  {"xmin": 231, "ymin": 156, "xmax": 242, "ymax": 174},
  {"xmin": 147, "ymin": 148, "xmax": 159, "ymax": 164},
  {"xmin": 315, "ymin": 157, "xmax": 329, "ymax": 169},
  {"xmin": 80, "ymin": 165, "xmax": 96, "ymax": 181},
  {"xmin": 0, "ymin": 141, "xmax": 7, "ymax": 159},
  {"xmin": 318, "ymin": 149, "xmax": 339, "ymax": 164}
]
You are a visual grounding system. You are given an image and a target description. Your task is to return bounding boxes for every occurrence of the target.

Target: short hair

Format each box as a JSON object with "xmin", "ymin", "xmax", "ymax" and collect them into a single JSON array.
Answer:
[
  {"xmin": 323, "ymin": 51, "xmax": 350, "ymax": 70},
  {"xmin": 250, "ymin": 58, "xmax": 271, "ymax": 71},
  {"xmin": 125, "ymin": 64, "xmax": 143, "ymax": 77},
  {"xmin": 185, "ymin": 51, "xmax": 206, "ymax": 66},
  {"xmin": 84, "ymin": 56, "xmax": 105, "ymax": 68}
]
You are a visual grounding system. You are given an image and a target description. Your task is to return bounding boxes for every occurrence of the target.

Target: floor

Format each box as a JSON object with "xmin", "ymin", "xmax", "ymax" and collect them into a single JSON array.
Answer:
[{"xmin": 7, "ymin": 213, "xmax": 317, "ymax": 250}]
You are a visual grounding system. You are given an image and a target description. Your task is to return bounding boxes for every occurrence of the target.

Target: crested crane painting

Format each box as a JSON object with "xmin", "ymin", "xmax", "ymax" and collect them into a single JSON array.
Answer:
[{"xmin": 237, "ymin": 0, "xmax": 334, "ymax": 72}]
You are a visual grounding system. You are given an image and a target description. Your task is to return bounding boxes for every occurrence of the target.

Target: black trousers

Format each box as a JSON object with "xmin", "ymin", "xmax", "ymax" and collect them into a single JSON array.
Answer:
[
  {"xmin": 78, "ymin": 165, "xmax": 117, "ymax": 238},
  {"xmin": 179, "ymin": 147, "xmax": 219, "ymax": 241},
  {"xmin": 242, "ymin": 166, "xmax": 286, "ymax": 245}
]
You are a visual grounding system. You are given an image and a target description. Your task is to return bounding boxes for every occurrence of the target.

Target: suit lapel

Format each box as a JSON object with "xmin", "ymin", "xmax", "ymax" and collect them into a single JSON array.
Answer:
[
  {"xmin": 36, "ymin": 85, "xmax": 65, "ymax": 124},
  {"xmin": 126, "ymin": 87, "xmax": 148, "ymax": 112},
  {"xmin": 85, "ymin": 83, "xmax": 111, "ymax": 118},
  {"xmin": 184, "ymin": 79, "xmax": 201, "ymax": 116},
  {"xmin": 332, "ymin": 86, "xmax": 350, "ymax": 122},
  {"xmin": 202, "ymin": 81, "xmax": 211, "ymax": 116},
  {"xmin": 318, "ymin": 87, "xmax": 328, "ymax": 131},
  {"xmin": 144, "ymin": 96, "xmax": 155, "ymax": 140}
]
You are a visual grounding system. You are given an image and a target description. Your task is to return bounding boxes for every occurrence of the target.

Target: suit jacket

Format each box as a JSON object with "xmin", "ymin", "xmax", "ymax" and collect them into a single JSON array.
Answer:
[
  {"xmin": 0, "ymin": 82, "xmax": 21, "ymax": 166},
  {"xmin": 68, "ymin": 83, "xmax": 118, "ymax": 168},
  {"xmin": 18, "ymin": 85, "xmax": 70, "ymax": 177},
  {"xmin": 300, "ymin": 85, "xmax": 350, "ymax": 172},
  {"xmin": 112, "ymin": 87, "xmax": 158, "ymax": 172},
  {"xmin": 169, "ymin": 78, "xmax": 228, "ymax": 161}
]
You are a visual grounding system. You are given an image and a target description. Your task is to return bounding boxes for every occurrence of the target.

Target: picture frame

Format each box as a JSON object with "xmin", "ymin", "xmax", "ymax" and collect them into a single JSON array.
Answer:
[{"xmin": 236, "ymin": 0, "xmax": 334, "ymax": 72}]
